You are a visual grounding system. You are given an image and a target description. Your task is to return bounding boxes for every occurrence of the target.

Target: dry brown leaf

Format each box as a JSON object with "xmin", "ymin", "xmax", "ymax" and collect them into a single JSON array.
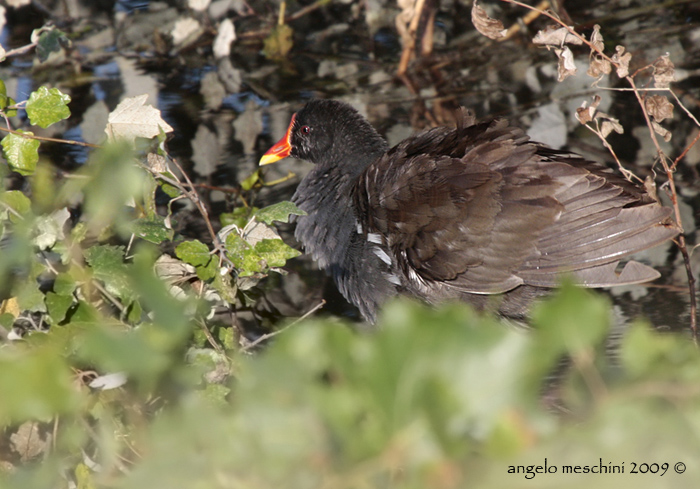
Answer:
[
  {"xmin": 652, "ymin": 121, "xmax": 672, "ymax": 142},
  {"xmin": 555, "ymin": 46, "xmax": 577, "ymax": 81},
  {"xmin": 653, "ymin": 54, "xmax": 675, "ymax": 88},
  {"xmin": 643, "ymin": 176, "xmax": 659, "ymax": 203},
  {"xmin": 576, "ymin": 106, "xmax": 594, "ymax": 124},
  {"xmin": 471, "ymin": 1, "xmax": 506, "ymax": 40},
  {"xmin": 575, "ymin": 95, "xmax": 602, "ymax": 124},
  {"xmin": 533, "ymin": 25, "xmax": 583, "ymax": 47},
  {"xmin": 147, "ymin": 152, "xmax": 169, "ymax": 173},
  {"xmin": 587, "ymin": 54, "xmax": 611, "ymax": 78},
  {"xmin": 611, "ymin": 45, "xmax": 632, "ymax": 78},
  {"xmin": 10, "ymin": 422, "xmax": 50, "ymax": 462},
  {"xmin": 645, "ymin": 94, "xmax": 674, "ymax": 123},
  {"xmin": 600, "ymin": 118, "xmax": 623, "ymax": 139},
  {"xmin": 590, "ymin": 24, "xmax": 604, "ymax": 52}
]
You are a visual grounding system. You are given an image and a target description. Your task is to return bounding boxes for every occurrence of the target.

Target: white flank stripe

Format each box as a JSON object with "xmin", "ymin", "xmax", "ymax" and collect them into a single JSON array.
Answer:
[{"xmin": 373, "ymin": 246, "xmax": 392, "ymax": 265}]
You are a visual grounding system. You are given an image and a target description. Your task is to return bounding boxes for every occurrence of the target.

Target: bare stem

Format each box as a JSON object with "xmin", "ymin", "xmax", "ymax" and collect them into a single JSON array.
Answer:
[{"xmin": 241, "ymin": 300, "xmax": 326, "ymax": 351}]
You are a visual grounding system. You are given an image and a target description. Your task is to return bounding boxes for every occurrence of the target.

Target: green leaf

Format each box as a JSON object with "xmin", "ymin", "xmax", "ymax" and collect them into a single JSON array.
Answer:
[
  {"xmin": 16, "ymin": 277, "xmax": 46, "ymax": 313},
  {"xmin": 4, "ymin": 97, "xmax": 17, "ymax": 118},
  {"xmin": 33, "ymin": 208, "xmax": 70, "ymax": 250},
  {"xmin": 225, "ymin": 232, "xmax": 260, "ymax": 276},
  {"xmin": 69, "ymin": 300, "xmax": 100, "ymax": 322},
  {"xmin": 220, "ymin": 206, "xmax": 257, "ymax": 229},
  {"xmin": 527, "ymin": 281, "xmax": 610, "ymax": 387},
  {"xmin": 195, "ymin": 257, "xmax": 218, "ymax": 281},
  {"xmin": 240, "ymin": 170, "xmax": 260, "ymax": 191},
  {"xmin": 0, "ymin": 79, "xmax": 7, "ymax": 109},
  {"xmin": 0, "ymin": 346, "xmax": 80, "ymax": 424},
  {"xmin": 1, "ymin": 131, "xmax": 40, "ymax": 176},
  {"xmin": 35, "ymin": 28, "xmax": 71, "ymax": 63},
  {"xmin": 25, "ymin": 86, "xmax": 72, "ymax": 129},
  {"xmin": 46, "ymin": 291, "xmax": 74, "ymax": 324},
  {"xmin": 79, "ymin": 324, "xmax": 174, "ymax": 388},
  {"xmin": 254, "ymin": 201, "xmax": 306, "ymax": 225},
  {"xmin": 253, "ymin": 238, "xmax": 301, "ymax": 267},
  {"xmin": 70, "ymin": 222, "xmax": 89, "ymax": 245},
  {"xmin": 132, "ymin": 216, "xmax": 174, "ymax": 244},
  {"xmin": 531, "ymin": 281, "xmax": 610, "ymax": 354},
  {"xmin": 0, "ymin": 190, "xmax": 32, "ymax": 222},
  {"xmin": 175, "ymin": 240, "xmax": 212, "ymax": 268},
  {"xmin": 159, "ymin": 182, "xmax": 181, "ymax": 198},
  {"xmin": 175, "ymin": 240, "xmax": 217, "ymax": 280},
  {"xmin": 84, "ymin": 245, "xmax": 134, "ymax": 302},
  {"xmin": 54, "ymin": 272, "xmax": 77, "ymax": 296},
  {"xmin": 75, "ymin": 463, "xmax": 97, "ymax": 489},
  {"xmin": 211, "ymin": 272, "xmax": 237, "ymax": 303},
  {"xmin": 127, "ymin": 299, "xmax": 143, "ymax": 324},
  {"xmin": 0, "ymin": 313, "xmax": 14, "ymax": 328},
  {"xmin": 77, "ymin": 143, "xmax": 145, "ymax": 233},
  {"xmin": 84, "ymin": 245, "xmax": 126, "ymax": 273}
]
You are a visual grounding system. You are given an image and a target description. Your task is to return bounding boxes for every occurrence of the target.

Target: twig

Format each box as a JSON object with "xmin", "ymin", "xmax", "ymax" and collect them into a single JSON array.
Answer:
[
  {"xmin": 150, "ymin": 157, "xmax": 233, "ymax": 269},
  {"xmin": 241, "ymin": 300, "xmax": 326, "ymax": 351},
  {"xmin": 676, "ymin": 239, "xmax": 698, "ymax": 344},
  {"xmin": 626, "ymin": 70, "xmax": 697, "ymax": 342},
  {"xmin": 672, "ymin": 129, "xmax": 700, "ymax": 172},
  {"xmin": 397, "ymin": 0, "xmax": 428, "ymax": 76},
  {"xmin": 235, "ymin": 0, "xmax": 330, "ymax": 40},
  {"xmin": 0, "ymin": 126, "xmax": 101, "ymax": 148},
  {"xmin": 581, "ymin": 122, "xmax": 642, "ymax": 184},
  {"xmin": 285, "ymin": 0, "xmax": 330, "ymax": 23},
  {"xmin": 91, "ymin": 280, "xmax": 126, "ymax": 315},
  {"xmin": 1, "ymin": 40, "xmax": 39, "ymax": 58},
  {"xmin": 0, "ymin": 200, "xmax": 25, "ymax": 220},
  {"xmin": 197, "ymin": 318, "xmax": 225, "ymax": 355},
  {"xmin": 194, "ymin": 280, "xmax": 226, "ymax": 355},
  {"xmin": 502, "ymin": 0, "xmax": 551, "ymax": 40},
  {"xmin": 669, "ymin": 90, "xmax": 700, "ymax": 128}
]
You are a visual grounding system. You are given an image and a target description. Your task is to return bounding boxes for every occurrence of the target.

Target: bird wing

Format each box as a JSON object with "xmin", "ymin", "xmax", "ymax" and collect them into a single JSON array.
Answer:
[
  {"xmin": 354, "ymin": 116, "xmax": 678, "ymax": 294},
  {"xmin": 517, "ymin": 153, "xmax": 678, "ymax": 286}
]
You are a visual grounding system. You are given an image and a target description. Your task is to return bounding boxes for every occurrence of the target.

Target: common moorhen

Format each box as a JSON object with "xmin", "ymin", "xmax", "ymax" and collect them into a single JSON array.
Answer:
[{"xmin": 260, "ymin": 100, "xmax": 679, "ymax": 323}]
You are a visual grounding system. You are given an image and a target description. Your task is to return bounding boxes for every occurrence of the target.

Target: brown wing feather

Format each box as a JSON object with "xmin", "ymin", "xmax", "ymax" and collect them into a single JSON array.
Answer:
[{"xmin": 354, "ymin": 115, "xmax": 679, "ymax": 296}]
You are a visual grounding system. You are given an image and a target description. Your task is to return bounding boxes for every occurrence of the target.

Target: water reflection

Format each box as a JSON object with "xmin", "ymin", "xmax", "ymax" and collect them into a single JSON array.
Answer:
[{"xmin": 1, "ymin": 0, "xmax": 697, "ymax": 331}]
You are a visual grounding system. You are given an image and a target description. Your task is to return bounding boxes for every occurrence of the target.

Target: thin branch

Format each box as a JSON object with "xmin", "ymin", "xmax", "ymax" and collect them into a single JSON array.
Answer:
[
  {"xmin": 241, "ymin": 300, "xmax": 326, "ymax": 351},
  {"xmin": 91, "ymin": 280, "xmax": 126, "ymax": 315},
  {"xmin": 143, "ymin": 157, "xmax": 234, "ymax": 269},
  {"xmin": 1, "ymin": 40, "xmax": 39, "ymax": 58},
  {"xmin": 581, "ymin": 122, "xmax": 642, "ymax": 183},
  {"xmin": 0, "ymin": 126, "xmax": 101, "ymax": 148},
  {"xmin": 673, "ymin": 129, "xmax": 700, "ymax": 172},
  {"xmin": 197, "ymin": 318, "xmax": 225, "ymax": 355},
  {"xmin": 627, "ymin": 74, "xmax": 697, "ymax": 341}
]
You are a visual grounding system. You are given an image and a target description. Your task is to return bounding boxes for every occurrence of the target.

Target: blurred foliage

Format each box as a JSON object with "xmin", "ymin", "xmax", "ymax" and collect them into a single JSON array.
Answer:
[
  {"xmin": 1, "ymin": 19, "xmax": 699, "ymax": 489},
  {"xmin": 0, "ymin": 284, "xmax": 699, "ymax": 488}
]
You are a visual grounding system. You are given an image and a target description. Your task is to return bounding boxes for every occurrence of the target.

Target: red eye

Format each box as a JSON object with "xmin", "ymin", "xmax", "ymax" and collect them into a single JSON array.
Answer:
[{"xmin": 301, "ymin": 125, "xmax": 311, "ymax": 134}]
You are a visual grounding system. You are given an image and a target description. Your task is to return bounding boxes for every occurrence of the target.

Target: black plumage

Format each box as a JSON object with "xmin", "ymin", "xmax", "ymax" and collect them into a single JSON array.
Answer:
[{"xmin": 260, "ymin": 100, "xmax": 680, "ymax": 323}]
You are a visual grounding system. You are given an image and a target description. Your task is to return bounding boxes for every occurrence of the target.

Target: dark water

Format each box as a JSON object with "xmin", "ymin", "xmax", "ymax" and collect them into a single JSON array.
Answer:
[{"xmin": 1, "ymin": 0, "xmax": 699, "ymax": 333}]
